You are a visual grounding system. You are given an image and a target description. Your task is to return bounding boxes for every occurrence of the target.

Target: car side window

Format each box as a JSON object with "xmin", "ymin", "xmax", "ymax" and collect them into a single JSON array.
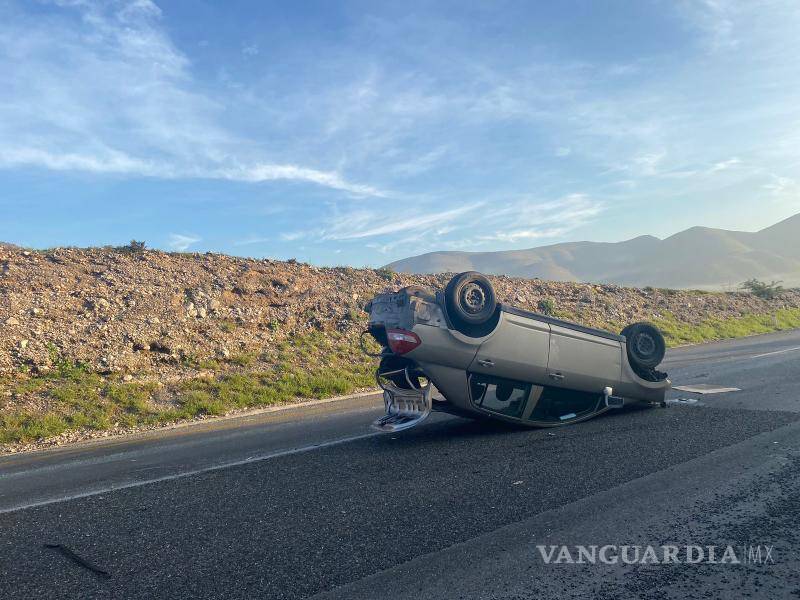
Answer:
[
  {"xmin": 529, "ymin": 387, "xmax": 602, "ymax": 423},
  {"xmin": 469, "ymin": 374, "xmax": 530, "ymax": 418}
]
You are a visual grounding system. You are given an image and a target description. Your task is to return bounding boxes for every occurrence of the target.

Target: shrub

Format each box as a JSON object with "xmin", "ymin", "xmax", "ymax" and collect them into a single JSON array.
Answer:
[
  {"xmin": 376, "ymin": 267, "xmax": 395, "ymax": 281},
  {"xmin": 113, "ymin": 240, "xmax": 147, "ymax": 254},
  {"xmin": 537, "ymin": 298, "xmax": 555, "ymax": 315},
  {"xmin": 742, "ymin": 278, "xmax": 783, "ymax": 300}
]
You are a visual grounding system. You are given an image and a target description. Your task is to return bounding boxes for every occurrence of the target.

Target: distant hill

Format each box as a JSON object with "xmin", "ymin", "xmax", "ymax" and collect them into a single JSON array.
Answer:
[{"xmin": 387, "ymin": 213, "xmax": 800, "ymax": 289}]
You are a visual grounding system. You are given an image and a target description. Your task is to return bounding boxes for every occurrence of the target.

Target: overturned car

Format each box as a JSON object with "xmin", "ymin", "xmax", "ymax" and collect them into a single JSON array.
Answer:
[{"xmin": 364, "ymin": 272, "xmax": 670, "ymax": 432}]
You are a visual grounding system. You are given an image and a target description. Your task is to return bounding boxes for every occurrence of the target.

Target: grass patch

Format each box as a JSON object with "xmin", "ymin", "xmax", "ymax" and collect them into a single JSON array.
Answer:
[
  {"xmin": 654, "ymin": 308, "xmax": 800, "ymax": 347},
  {"xmin": 178, "ymin": 390, "xmax": 227, "ymax": 417},
  {"xmin": 227, "ymin": 352, "xmax": 258, "ymax": 367},
  {"xmin": 0, "ymin": 330, "xmax": 375, "ymax": 445},
  {"xmin": 180, "ymin": 353, "xmax": 222, "ymax": 371},
  {"xmin": 0, "ymin": 412, "xmax": 68, "ymax": 443}
]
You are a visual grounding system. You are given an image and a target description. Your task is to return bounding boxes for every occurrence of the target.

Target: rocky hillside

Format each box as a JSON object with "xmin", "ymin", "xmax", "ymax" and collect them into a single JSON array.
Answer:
[
  {"xmin": 3, "ymin": 242, "xmax": 800, "ymax": 452},
  {"xmin": 2, "ymin": 243, "xmax": 800, "ymax": 380}
]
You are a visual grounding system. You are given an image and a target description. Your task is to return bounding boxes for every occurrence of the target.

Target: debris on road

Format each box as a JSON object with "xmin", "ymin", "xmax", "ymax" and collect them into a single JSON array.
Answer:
[
  {"xmin": 43, "ymin": 543, "xmax": 111, "ymax": 579},
  {"xmin": 666, "ymin": 398, "xmax": 701, "ymax": 405}
]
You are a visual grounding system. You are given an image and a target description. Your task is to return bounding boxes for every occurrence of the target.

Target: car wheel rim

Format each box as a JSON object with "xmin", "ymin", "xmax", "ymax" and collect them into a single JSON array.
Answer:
[
  {"xmin": 460, "ymin": 283, "xmax": 486, "ymax": 314},
  {"xmin": 635, "ymin": 333, "xmax": 655, "ymax": 357}
]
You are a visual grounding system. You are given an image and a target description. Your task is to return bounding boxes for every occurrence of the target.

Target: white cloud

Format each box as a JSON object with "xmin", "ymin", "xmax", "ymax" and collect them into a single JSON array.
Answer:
[
  {"xmin": 365, "ymin": 241, "xmax": 397, "ymax": 255},
  {"xmin": 762, "ymin": 175, "xmax": 799, "ymax": 205},
  {"xmin": 478, "ymin": 194, "xmax": 603, "ymax": 244},
  {"xmin": 314, "ymin": 193, "xmax": 602, "ymax": 257},
  {"xmin": 709, "ymin": 157, "xmax": 741, "ymax": 172},
  {"xmin": 480, "ymin": 227, "xmax": 569, "ymax": 243},
  {"xmin": 213, "ymin": 164, "xmax": 386, "ymax": 197},
  {"xmin": 233, "ymin": 235, "xmax": 271, "ymax": 246},
  {"xmin": 242, "ymin": 42, "xmax": 259, "ymax": 56},
  {"xmin": 0, "ymin": 147, "xmax": 156, "ymax": 175},
  {"xmin": 392, "ymin": 145, "xmax": 450, "ymax": 176},
  {"xmin": 632, "ymin": 152, "xmax": 667, "ymax": 177},
  {"xmin": 679, "ymin": 0, "xmax": 741, "ymax": 52},
  {"xmin": 321, "ymin": 203, "xmax": 483, "ymax": 241},
  {"xmin": 0, "ymin": 0, "xmax": 382, "ymax": 197},
  {"xmin": 168, "ymin": 233, "xmax": 201, "ymax": 251}
]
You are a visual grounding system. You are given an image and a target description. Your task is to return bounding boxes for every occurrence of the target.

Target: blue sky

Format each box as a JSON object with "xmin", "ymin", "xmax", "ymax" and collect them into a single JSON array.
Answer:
[{"xmin": 1, "ymin": 0, "xmax": 798, "ymax": 266}]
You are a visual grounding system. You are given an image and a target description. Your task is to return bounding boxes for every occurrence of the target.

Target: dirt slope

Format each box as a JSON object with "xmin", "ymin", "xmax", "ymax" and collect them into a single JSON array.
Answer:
[{"xmin": 3, "ymin": 243, "xmax": 799, "ymax": 382}]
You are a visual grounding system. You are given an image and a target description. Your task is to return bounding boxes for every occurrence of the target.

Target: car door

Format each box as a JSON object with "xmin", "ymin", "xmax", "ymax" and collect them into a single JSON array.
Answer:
[
  {"xmin": 469, "ymin": 311, "xmax": 551, "ymax": 383},
  {"xmin": 547, "ymin": 324, "xmax": 622, "ymax": 392}
]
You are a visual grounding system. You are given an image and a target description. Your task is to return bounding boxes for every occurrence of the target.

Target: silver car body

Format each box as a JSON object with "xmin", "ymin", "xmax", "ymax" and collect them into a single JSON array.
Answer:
[{"xmin": 367, "ymin": 286, "xmax": 670, "ymax": 432}]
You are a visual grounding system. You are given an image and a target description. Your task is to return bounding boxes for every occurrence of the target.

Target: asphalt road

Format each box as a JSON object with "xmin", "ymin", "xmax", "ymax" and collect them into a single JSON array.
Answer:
[{"xmin": 2, "ymin": 330, "xmax": 800, "ymax": 599}]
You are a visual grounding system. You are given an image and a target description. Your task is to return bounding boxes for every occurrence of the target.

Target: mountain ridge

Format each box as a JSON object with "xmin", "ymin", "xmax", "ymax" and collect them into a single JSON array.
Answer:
[{"xmin": 387, "ymin": 213, "xmax": 800, "ymax": 289}]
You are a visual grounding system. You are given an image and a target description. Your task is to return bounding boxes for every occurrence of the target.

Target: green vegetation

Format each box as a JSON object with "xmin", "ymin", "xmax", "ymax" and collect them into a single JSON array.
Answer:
[
  {"xmin": 375, "ymin": 267, "xmax": 395, "ymax": 281},
  {"xmin": 653, "ymin": 308, "xmax": 800, "ymax": 347},
  {"xmin": 219, "ymin": 319, "xmax": 238, "ymax": 333},
  {"xmin": 112, "ymin": 240, "xmax": 147, "ymax": 254},
  {"xmin": 4, "ymin": 307, "xmax": 800, "ymax": 447},
  {"xmin": 347, "ymin": 307, "xmax": 365, "ymax": 322},
  {"xmin": 0, "ymin": 330, "xmax": 375, "ymax": 445},
  {"xmin": 180, "ymin": 353, "xmax": 222, "ymax": 371},
  {"xmin": 742, "ymin": 278, "xmax": 784, "ymax": 300},
  {"xmin": 0, "ymin": 360, "xmax": 161, "ymax": 443},
  {"xmin": 537, "ymin": 298, "xmax": 556, "ymax": 316},
  {"xmin": 228, "ymin": 352, "xmax": 258, "ymax": 367}
]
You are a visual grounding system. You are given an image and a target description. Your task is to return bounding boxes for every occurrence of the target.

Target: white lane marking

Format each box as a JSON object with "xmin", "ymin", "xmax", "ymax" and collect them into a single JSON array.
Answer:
[
  {"xmin": 672, "ymin": 385, "xmax": 740, "ymax": 394},
  {"xmin": 0, "ymin": 431, "xmax": 381, "ymax": 515},
  {"xmin": 751, "ymin": 346, "xmax": 800, "ymax": 359}
]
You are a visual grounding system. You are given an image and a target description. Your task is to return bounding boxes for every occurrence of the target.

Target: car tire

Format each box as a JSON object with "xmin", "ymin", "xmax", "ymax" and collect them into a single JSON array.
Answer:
[
  {"xmin": 444, "ymin": 272, "xmax": 497, "ymax": 327},
  {"xmin": 621, "ymin": 322, "xmax": 666, "ymax": 369}
]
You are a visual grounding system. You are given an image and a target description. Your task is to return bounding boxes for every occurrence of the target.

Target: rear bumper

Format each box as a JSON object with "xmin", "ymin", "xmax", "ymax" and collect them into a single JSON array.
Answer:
[{"xmin": 371, "ymin": 362, "xmax": 433, "ymax": 432}]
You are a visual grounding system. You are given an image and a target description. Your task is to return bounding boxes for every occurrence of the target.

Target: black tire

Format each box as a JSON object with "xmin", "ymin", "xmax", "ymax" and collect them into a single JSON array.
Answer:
[
  {"xmin": 445, "ymin": 272, "xmax": 497, "ymax": 327},
  {"xmin": 621, "ymin": 322, "xmax": 666, "ymax": 369}
]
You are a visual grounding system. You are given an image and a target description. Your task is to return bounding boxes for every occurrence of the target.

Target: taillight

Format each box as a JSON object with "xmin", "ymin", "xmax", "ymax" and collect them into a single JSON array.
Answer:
[{"xmin": 386, "ymin": 328, "xmax": 422, "ymax": 355}]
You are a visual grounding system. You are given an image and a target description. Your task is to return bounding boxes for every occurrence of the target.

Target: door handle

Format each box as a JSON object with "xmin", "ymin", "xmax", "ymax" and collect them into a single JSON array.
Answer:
[
  {"xmin": 549, "ymin": 372, "xmax": 565, "ymax": 381},
  {"xmin": 477, "ymin": 358, "xmax": 494, "ymax": 367}
]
